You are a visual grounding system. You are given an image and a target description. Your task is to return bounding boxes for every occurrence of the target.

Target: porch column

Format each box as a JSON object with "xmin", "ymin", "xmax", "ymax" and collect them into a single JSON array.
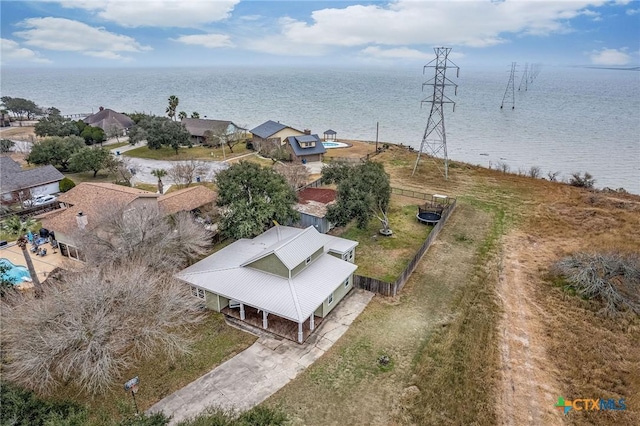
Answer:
[
  {"xmin": 309, "ymin": 314, "xmax": 315, "ymax": 331},
  {"xmin": 262, "ymin": 311, "xmax": 268, "ymax": 329},
  {"xmin": 298, "ymin": 322, "xmax": 303, "ymax": 343},
  {"xmin": 240, "ymin": 303, "xmax": 245, "ymax": 320}
]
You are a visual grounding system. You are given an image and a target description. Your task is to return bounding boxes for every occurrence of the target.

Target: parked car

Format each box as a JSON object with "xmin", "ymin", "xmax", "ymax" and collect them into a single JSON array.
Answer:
[
  {"xmin": 22, "ymin": 194, "xmax": 56, "ymax": 207},
  {"xmin": 34, "ymin": 195, "xmax": 57, "ymax": 206}
]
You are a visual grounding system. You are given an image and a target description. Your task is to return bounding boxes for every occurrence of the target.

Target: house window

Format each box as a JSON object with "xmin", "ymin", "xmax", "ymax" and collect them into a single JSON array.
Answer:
[
  {"xmin": 306, "ymin": 256, "xmax": 311, "ymax": 265},
  {"xmin": 327, "ymin": 292, "xmax": 334, "ymax": 305},
  {"xmin": 191, "ymin": 286, "xmax": 205, "ymax": 299},
  {"xmin": 344, "ymin": 278, "xmax": 350, "ymax": 288}
]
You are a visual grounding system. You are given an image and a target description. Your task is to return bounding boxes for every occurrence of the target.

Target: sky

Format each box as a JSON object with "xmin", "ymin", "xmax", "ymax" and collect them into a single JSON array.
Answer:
[{"xmin": 1, "ymin": 0, "xmax": 639, "ymax": 69}]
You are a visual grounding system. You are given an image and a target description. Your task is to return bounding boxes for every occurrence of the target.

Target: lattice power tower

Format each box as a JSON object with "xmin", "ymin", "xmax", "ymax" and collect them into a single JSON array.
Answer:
[
  {"xmin": 412, "ymin": 47, "xmax": 459, "ymax": 179},
  {"xmin": 501, "ymin": 62, "xmax": 517, "ymax": 109}
]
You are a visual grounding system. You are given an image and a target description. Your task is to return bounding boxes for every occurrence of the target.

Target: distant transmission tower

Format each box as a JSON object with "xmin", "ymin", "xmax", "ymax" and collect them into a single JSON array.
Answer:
[
  {"xmin": 412, "ymin": 47, "xmax": 459, "ymax": 179},
  {"xmin": 518, "ymin": 62, "xmax": 528, "ymax": 91},
  {"xmin": 500, "ymin": 62, "xmax": 517, "ymax": 109}
]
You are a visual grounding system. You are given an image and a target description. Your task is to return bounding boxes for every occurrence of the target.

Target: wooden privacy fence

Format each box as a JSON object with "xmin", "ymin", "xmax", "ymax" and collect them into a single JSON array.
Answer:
[{"xmin": 353, "ymin": 198, "xmax": 457, "ymax": 297}]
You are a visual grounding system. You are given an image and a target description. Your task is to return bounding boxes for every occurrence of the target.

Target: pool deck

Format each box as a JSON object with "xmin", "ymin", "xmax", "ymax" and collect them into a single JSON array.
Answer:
[{"xmin": 0, "ymin": 241, "xmax": 70, "ymax": 287}]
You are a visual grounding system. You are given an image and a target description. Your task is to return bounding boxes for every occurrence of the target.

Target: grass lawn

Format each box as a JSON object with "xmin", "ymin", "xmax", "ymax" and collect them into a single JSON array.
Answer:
[
  {"xmin": 124, "ymin": 144, "xmax": 248, "ymax": 161},
  {"xmin": 53, "ymin": 312, "xmax": 256, "ymax": 424},
  {"xmin": 335, "ymin": 195, "xmax": 433, "ymax": 282},
  {"xmin": 266, "ymin": 146, "xmax": 640, "ymax": 424},
  {"xmin": 164, "ymin": 181, "xmax": 217, "ymax": 194},
  {"xmin": 104, "ymin": 141, "xmax": 131, "ymax": 150},
  {"xmin": 227, "ymin": 153, "xmax": 274, "ymax": 167},
  {"xmin": 63, "ymin": 171, "xmax": 117, "ymax": 185}
]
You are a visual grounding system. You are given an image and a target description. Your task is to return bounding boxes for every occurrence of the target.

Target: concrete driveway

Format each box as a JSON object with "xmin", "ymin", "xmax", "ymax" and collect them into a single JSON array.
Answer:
[{"xmin": 147, "ymin": 289, "xmax": 374, "ymax": 424}]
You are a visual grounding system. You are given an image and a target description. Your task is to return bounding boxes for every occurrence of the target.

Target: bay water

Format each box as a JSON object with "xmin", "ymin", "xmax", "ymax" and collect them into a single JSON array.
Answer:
[{"xmin": 2, "ymin": 66, "xmax": 638, "ymax": 193}]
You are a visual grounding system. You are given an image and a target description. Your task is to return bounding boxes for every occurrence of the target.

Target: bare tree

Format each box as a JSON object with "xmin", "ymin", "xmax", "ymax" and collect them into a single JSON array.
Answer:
[
  {"xmin": 167, "ymin": 159, "xmax": 207, "ymax": 188},
  {"xmin": 275, "ymin": 163, "xmax": 310, "ymax": 190},
  {"xmin": 528, "ymin": 166, "xmax": 542, "ymax": 179},
  {"xmin": 1, "ymin": 261, "xmax": 205, "ymax": 395},
  {"xmin": 547, "ymin": 170, "xmax": 561, "ymax": 182},
  {"xmin": 106, "ymin": 156, "xmax": 136, "ymax": 186},
  {"xmin": 254, "ymin": 139, "xmax": 289, "ymax": 164},
  {"xmin": 77, "ymin": 206, "xmax": 212, "ymax": 272}
]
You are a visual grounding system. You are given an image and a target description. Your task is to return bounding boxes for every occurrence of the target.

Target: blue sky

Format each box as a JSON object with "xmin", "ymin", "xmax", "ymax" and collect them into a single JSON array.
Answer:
[{"xmin": 1, "ymin": 1, "xmax": 638, "ymax": 68}]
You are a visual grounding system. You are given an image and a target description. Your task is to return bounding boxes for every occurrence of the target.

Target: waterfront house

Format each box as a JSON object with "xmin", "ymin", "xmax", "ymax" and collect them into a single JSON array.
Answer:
[
  {"xmin": 181, "ymin": 118, "xmax": 246, "ymax": 146},
  {"xmin": 83, "ymin": 107, "xmax": 134, "ymax": 136},
  {"xmin": 285, "ymin": 134, "xmax": 326, "ymax": 163},
  {"xmin": 250, "ymin": 120, "xmax": 305, "ymax": 147}
]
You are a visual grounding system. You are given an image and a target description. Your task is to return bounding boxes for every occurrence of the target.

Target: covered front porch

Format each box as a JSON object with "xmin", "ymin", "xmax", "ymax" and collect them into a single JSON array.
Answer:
[{"xmin": 222, "ymin": 304, "xmax": 323, "ymax": 344}]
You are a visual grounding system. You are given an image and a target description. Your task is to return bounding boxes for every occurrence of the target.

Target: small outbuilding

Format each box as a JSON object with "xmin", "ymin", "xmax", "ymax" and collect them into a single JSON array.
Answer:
[
  {"xmin": 294, "ymin": 187, "xmax": 337, "ymax": 234},
  {"xmin": 323, "ymin": 129, "xmax": 337, "ymax": 141}
]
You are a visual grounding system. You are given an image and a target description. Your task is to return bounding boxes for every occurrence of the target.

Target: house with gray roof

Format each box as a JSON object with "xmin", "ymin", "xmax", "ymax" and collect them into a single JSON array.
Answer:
[
  {"xmin": 177, "ymin": 225, "xmax": 358, "ymax": 343},
  {"xmin": 286, "ymin": 134, "xmax": 326, "ymax": 163},
  {"xmin": 0, "ymin": 157, "xmax": 64, "ymax": 204},
  {"xmin": 83, "ymin": 107, "xmax": 134, "ymax": 136},
  {"xmin": 250, "ymin": 120, "xmax": 305, "ymax": 148},
  {"xmin": 181, "ymin": 118, "xmax": 245, "ymax": 146}
]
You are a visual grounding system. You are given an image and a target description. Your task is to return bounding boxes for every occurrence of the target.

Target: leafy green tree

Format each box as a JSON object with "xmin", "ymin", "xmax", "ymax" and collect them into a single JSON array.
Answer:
[
  {"xmin": 178, "ymin": 111, "xmax": 187, "ymax": 120},
  {"xmin": 166, "ymin": 95, "xmax": 179, "ymax": 121},
  {"xmin": 69, "ymin": 147, "xmax": 111, "ymax": 177},
  {"xmin": 323, "ymin": 161, "xmax": 391, "ymax": 229},
  {"xmin": 128, "ymin": 123, "xmax": 148, "ymax": 145},
  {"xmin": 58, "ymin": 177, "xmax": 76, "ymax": 192},
  {"xmin": 1, "ymin": 263, "xmax": 14, "ymax": 296},
  {"xmin": 190, "ymin": 111, "xmax": 200, "ymax": 119},
  {"xmin": 80, "ymin": 125, "xmax": 105, "ymax": 145},
  {"xmin": 34, "ymin": 113, "xmax": 79, "ymax": 137},
  {"xmin": 215, "ymin": 161, "xmax": 299, "ymax": 239},
  {"xmin": 151, "ymin": 168, "xmax": 167, "ymax": 194},
  {"xmin": 0, "ymin": 96, "xmax": 41, "ymax": 120},
  {"xmin": 146, "ymin": 119, "xmax": 191, "ymax": 153},
  {"xmin": 26, "ymin": 136, "xmax": 85, "ymax": 171},
  {"xmin": 127, "ymin": 111, "xmax": 153, "ymax": 124},
  {"xmin": 0, "ymin": 139, "xmax": 15, "ymax": 153}
]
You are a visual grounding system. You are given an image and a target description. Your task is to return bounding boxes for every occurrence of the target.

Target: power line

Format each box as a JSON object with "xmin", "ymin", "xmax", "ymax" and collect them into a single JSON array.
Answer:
[{"xmin": 501, "ymin": 62, "xmax": 517, "ymax": 110}]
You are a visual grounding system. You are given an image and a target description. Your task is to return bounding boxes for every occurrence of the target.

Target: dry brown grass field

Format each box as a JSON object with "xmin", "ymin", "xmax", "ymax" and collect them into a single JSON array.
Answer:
[{"xmin": 265, "ymin": 145, "xmax": 639, "ymax": 425}]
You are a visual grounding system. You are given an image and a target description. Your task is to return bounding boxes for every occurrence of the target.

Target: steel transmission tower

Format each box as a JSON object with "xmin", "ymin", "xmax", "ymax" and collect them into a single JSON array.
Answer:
[
  {"xmin": 412, "ymin": 47, "xmax": 459, "ymax": 179},
  {"xmin": 518, "ymin": 62, "xmax": 528, "ymax": 91},
  {"xmin": 500, "ymin": 62, "xmax": 517, "ymax": 109}
]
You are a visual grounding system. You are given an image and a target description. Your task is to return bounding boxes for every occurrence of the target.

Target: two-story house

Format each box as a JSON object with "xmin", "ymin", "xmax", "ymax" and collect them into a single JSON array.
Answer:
[{"xmin": 177, "ymin": 225, "xmax": 358, "ymax": 343}]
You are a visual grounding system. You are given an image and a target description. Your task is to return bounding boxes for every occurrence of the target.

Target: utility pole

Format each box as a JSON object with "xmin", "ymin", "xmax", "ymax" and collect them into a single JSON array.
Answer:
[
  {"xmin": 375, "ymin": 121, "xmax": 379, "ymax": 152},
  {"xmin": 518, "ymin": 62, "xmax": 528, "ymax": 91},
  {"xmin": 412, "ymin": 47, "xmax": 459, "ymax": 179},
  {"xmin": 501, "ymin": 62, "xmax": 517, "ymax": 110}
]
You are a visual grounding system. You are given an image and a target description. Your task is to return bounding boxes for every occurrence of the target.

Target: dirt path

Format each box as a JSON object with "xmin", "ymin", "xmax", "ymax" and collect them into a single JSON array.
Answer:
[{"xmin": 497, "ymin": 232, "xmax": 564, "ymax": 425}]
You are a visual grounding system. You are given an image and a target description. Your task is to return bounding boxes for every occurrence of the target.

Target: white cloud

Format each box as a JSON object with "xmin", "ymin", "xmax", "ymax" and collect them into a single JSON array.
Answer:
[
  {"xmin": 1, "ymin": 38, "xmax": 51, "ymax": 63},
  {"xmin": 590, "ymin": 48, "xmax": 631, "ymax": 65},
  {"xmin": 272, "ymin": 0, "xmax": 608, "ymax": 49},
  {"xmin": 361, "ymin": 46, "xmax": 431, "ymax": 60},
  {"xmin": 14, "ymin": 17, "xmax": 151, "ymax": 60},
  {"xmin": 626, "ymin": 8, "xmax": 640, "ymax": 15},
  {"xmin": 59, "ymin": 0, "xmax": 239, "ymax": 28},
  {"xmin": 173, "ymin": 34, "xmax": 234, "ymax": 48}
]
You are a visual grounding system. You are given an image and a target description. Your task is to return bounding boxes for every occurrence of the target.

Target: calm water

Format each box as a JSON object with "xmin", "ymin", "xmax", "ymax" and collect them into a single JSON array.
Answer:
[{"xmin": 2, "ymin": 66, "xmax": 639, "ymax": 193}]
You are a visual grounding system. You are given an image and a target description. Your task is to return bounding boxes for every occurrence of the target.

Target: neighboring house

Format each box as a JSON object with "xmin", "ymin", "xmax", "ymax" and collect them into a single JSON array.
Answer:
[
  {"xmin": 285, "ymin": 134, "xmax": 326, "ymax": 163},
  {"xmin": 38, "ymin": 182, "xmax": 216, "ymax": 261},
  {"xmin": 181, "ymin": 118, "xmax": 246, "ymax": 146},
  {"xmin": 158, "ymin": 185, "xmax": 217, "ymax": 215},
  {"xmin": 83, "ymin": 107, "xmax": 134, "ymax": 136},
  {"xmin": 177, "ymin": 225, "xmax": 358, "ymax": 343},
  {"xmin": 294, "ymin": 188, "xmax": 336, "ymax": 234},
  {"xmin": 0, "ymin": 157, "xmax": 64, "ymax": 204},
  {"xmin": 250, "ymin": 120, "xmax": 305, "ymax": 147},
  {"xmin": 38, "ymin": 183, "xmax": 159, "ymax": 261}
]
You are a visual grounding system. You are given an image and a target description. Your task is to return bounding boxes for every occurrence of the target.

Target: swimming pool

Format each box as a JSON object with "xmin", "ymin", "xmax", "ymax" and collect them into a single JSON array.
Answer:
[
  {"xmin": 322, "ymin": 141, "xmax": 350, "ymax": 149},
  {"xmin": 0, "ymin": 258, "xmax": 31, "ymax": 285}
]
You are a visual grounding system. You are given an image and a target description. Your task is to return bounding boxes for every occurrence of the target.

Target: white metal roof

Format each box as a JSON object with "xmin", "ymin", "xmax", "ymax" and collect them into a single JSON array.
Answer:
[
  {"xmin": 177, "ymin": 225, "xmax": 358, "ymax": 322},
  {"xmin": 242, "ymin": 226, "xmax": 327, "ymax": 269}
]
